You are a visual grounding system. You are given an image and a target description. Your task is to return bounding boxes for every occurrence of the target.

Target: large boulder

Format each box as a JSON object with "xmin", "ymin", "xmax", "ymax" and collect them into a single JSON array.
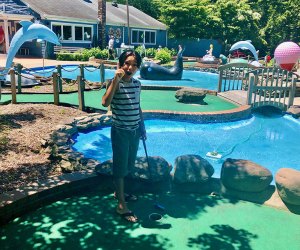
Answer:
[
  {"xmin": 275, "ymin": 168, "xmax": 300, "ymax": 205},
  {"xmin": 130, "ymin": 156, "xmax": 172, "ymax": 182},
  {"xmin": 173, "ymin": 154, "xmax": 214, "ymax": 184},
  {"xmin": 175, "ymin": 88, "xmax": 207, "ymax": 103},
  {"xmin": 95, "ymin": 156, "xmax": 172, "ymax": 182},
  {"xmin": 221, "ymin": 158, "xmax": 273, "ymax": 192}
]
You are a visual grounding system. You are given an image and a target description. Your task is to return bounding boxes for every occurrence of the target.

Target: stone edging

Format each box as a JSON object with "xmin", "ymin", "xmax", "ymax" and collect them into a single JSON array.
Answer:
[{"xmin": 3, "ymin": 104, "xmax": 291, "ymax": 226}]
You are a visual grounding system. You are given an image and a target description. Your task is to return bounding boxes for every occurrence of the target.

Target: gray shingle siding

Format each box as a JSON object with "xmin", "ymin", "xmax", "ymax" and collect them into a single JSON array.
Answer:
[{"xmin": 19, "ymin": 0, "xmax": 167, "ymax": 29}]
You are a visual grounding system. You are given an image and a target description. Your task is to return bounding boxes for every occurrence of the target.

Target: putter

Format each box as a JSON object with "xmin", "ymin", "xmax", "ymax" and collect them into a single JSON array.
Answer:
[
  {"xmin": 142, "ymin": 136, "xmax": 150, "ymax": 168},
  {"xmin": 141, "ymin": 134, "xmax": 165, "ymax": 211}
]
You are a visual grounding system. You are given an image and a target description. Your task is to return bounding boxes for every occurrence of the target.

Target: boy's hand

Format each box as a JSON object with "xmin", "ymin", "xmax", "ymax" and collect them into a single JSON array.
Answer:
[{"xmin": 114, "ymin": 69, "xmax": 125, "ymax": 82}]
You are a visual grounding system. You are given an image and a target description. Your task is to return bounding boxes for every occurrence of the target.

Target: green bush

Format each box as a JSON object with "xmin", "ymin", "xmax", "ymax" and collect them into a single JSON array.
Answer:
[
  {"xmin": 56, "ymin": 53, "xmax": 74, "ymax": 61},
  {"xmin": 135, "ymin": 46, "xmax": 145, "ymax": 56},
  {"xmin": 134, "ymin": 46, "xmax": 157, "ymax": 58},
  {"xmin": 56, "ymin": 47, "xmax": 109, "ymax": 61},
  {"xmin": 155, "ymin": 48, "xmax": 172, "ymax": 64},
  {"xmin": 146, "ymin": 48, "xmax": 157, "ymax": 57}
]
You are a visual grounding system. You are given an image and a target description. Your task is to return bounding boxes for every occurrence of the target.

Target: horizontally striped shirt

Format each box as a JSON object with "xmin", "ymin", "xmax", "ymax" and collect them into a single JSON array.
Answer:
[{"xmin": 110, "ymin": 78, "xmax": 141, "ymax": 129}]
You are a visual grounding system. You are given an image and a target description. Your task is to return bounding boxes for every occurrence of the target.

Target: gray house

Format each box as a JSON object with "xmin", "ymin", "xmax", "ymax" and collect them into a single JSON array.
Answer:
[{"xmin": 0, "ymin": 0, "xmax": 168, "ymax": 57}]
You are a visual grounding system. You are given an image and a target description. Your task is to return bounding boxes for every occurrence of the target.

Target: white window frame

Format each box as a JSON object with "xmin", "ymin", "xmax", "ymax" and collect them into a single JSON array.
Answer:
[
  {"xmin": 131, "ymin": 29, "xmax": 156, "ymax": 45},
  {"xmin": 51, "ymin": 22, "xmax": 93, "ymax": 43}
]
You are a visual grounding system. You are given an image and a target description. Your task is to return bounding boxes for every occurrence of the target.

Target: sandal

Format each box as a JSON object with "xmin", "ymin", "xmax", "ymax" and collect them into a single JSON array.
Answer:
[
  {"xmin": 114, "ymin": 193, "xmax": 138, "ymax": 202},
  {"xmin": 117, "ymin": 211, "xmax": 138, "ymax": 223}
]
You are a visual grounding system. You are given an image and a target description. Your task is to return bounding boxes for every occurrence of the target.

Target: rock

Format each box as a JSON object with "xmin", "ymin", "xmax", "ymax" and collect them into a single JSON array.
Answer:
[
  {"xmin": 60, "ymin": 160, "xmax": 74, "ymax": 173},
  {"xmin": 95, "ymin": 156, "xmax": 172, "ymax": 182},
  {"xmin": 131, "ymin": 156, "xmax": 172, "ymax": 182},
  {"xmin": 173, "ymin": 154, "xmax": 214, "ymax": 184},
  {"xmin": 287, "ymin": 105, "xmax": 300, "ymax": 118},
  {"xmin": 221, "ymin": 158, "xmax": 273, "ymax": 192},
  {"xmin": 175, "ymin": 87, "xmax": 207, "ymax": 103},
  {"xmin": 275, "ymin": 168, "xmax": 300, "ymax": 205},
  {"xmin": 96, "ymin": 159, "xmax": 113, "ymax": 176}
]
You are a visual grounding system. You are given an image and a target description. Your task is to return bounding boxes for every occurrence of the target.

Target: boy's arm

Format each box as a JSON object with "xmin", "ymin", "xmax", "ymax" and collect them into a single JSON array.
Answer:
[{"xmin": 102, "ymin": 69, "xmax": 124, "ymax": 107}]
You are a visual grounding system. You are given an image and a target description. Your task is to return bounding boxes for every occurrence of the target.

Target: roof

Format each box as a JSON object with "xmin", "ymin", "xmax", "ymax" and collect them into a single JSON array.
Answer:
[{"xmin": 19, "ymin": 0, "xmax": 167, "ymax": 30}]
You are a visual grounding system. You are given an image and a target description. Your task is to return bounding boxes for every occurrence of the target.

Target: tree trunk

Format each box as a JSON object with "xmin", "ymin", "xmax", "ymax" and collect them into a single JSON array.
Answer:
[{"xmin": 98, "ymin": 0, "xmax": 106, "ymax": 49}]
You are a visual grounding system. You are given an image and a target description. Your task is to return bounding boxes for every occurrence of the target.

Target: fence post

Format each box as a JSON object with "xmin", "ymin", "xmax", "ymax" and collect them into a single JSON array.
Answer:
[
  {"xmin": 247, "ymin": 74, "xmax": 255, "ymax": 105},
  {"xmin": 217, "ymin": 69, "xmax": 223, "ymax": 92},
  {"xmin": 100, "ymin": 62, "xmax": 105, "ymax": 84},
  {"xmin": 288, "ymin": 76, "xmax": 297, "ymax": 108},
  {"xmin": 52, "ymin": 72, "xmax": 59, "ymax": 105},
  {"xmin": 57, "ymin": 65, "xmax": 63, "ymax": 93},
  {"xmin": 77, "ymin": 75, "xmax": 85, "ymax": 111},
  {"xmin": 17, "ymin": 63, "xmax": 22, "ymax": 93},
  {"xmin": 10, "ymin": 69, "xmax": 17, "ymax": 104},
  {"xmin": 80, "ymin": 64, "xmax": 85, "ymax": 79}
]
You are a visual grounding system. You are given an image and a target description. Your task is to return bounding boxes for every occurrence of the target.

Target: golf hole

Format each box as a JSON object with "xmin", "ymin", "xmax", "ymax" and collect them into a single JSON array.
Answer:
[{"xmin": 149, "ymin": 213, "xmax": 162, "ymax": 221}]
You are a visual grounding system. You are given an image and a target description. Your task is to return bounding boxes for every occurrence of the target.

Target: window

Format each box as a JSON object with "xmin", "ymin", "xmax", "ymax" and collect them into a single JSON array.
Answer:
[
  {"xmin": 75, "ymin": 26, "xmax": 83, "ymax": 40},
  {"xmin": 51, "ymin": 22, "xmax": 93, "ymax": 42},
  {"xmin": 52, "ymin": 24, "xmax": 62, "ymax": 40},
  {"xmin": 63, "ymin": 26, "xmax": 72, "ymax": 40},
  {"xmin": 131, "ymin": 29, "xmax": 156, "ymax": 45},
  {"xmin": 84, "ymin": 27, "xmax": 91, "ymax": 41}
]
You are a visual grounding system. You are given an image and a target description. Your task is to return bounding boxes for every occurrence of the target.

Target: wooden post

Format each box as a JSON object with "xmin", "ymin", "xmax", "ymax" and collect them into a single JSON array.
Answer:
[
  {"xmin": 17, "ymin": 63, "xmax": 22, "ymax": 93},
  {"xmin": 217, "ymin": 69, "xmax": 223, "ymax": 92},
  {"xmin": 80, "ymin": 64, "xmax": 85, "ymax": 79},
  {"xmin": 57, "ymin": 65, "xmax": 63, "ymax": 93},
  {"xmin": 77, "ymin": 75, "xmax": 85, "ymax": 111},
  {"xmin": 10, "ymin": 69, "xmax": 17, "ymax": 104},
  {"xmin": 247, "ymin": 74, "xmax": 255, "ymax": 105},
  {"xmin": 52, "ymin": 72, "xmax": 59, "ymax": 105},
  {"xmin": 288, "ymin": 76, "xmax": 297, "ymax": 108},
  {"xmin": 100, "ymin": 62, "xmax": 105, "ymax": 84}
]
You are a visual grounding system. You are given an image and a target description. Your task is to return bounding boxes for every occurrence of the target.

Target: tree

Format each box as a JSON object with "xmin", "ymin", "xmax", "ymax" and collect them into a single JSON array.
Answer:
[
  {"xmin": 158, "ymin": 0, "xmax": 217, "ymax": 39},
  {"xmin": 257, "ymin": 0, "xmax": 300, "ymax": 53},
  {"xmin": 108, "ymin": 0, "xmax": 161, "ymax": 19},
  {"xmin": 212, "ymin": 0, "xmax": 263, "ymax": 53}
]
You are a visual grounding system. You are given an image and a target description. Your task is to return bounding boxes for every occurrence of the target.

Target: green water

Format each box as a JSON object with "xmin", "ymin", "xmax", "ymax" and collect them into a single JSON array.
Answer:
[{"xmin": 1, "ymin": 190, "xmax": 299, "ymax": 250}]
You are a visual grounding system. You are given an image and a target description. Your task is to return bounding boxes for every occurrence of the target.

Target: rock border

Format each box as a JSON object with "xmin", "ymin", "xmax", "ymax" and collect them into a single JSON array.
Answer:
[{"xmin": 2, "ymin": 105, "xmax": 300, "ymax": 225}]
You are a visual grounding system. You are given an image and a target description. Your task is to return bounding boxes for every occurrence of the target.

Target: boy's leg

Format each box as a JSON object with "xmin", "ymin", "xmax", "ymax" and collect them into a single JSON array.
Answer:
[{"xmin": 111, "ymin": 127, "xmax": 138, "ymax": 222}]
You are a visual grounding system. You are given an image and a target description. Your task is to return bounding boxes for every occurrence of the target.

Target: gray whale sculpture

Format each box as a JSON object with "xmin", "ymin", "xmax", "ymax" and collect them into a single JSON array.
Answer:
[{"xmin": 140, "ymin": 48, "xmax": 184, "ymax": 80}]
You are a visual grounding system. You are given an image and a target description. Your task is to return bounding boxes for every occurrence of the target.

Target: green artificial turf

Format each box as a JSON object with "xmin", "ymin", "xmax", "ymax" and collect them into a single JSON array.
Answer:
[
  {"xmin": 1, "ymin": 189, "xmax": 299, "ymax": 250},
  {"xmin": 0, "ymin": 89, "xmax": 238, "ymax": 112}
]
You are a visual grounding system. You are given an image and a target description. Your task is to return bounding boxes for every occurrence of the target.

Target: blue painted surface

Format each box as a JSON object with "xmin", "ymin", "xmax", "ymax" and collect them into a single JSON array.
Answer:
[
  {"xmin": 72, "ymin": 108, "xmax": 300, "ymax": 181},
  {"xmin": 5, "ymin": 21, "xmax": 60, "ymax": 70},
  {"xmin": 28, "ymin": 66, "xmax": 219, "ymax": 90},
  {"xmin": 229, "ymin": 41, "xmax": 259, "ymax": 61}
]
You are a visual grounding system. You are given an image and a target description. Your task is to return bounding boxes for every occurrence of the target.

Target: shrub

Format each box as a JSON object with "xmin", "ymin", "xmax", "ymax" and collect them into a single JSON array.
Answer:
[
  {"xmin": 56, "ymin": 53, "xmax": 74, "ymax": 61},
  {"xmin": 155, "ymin": 48, "xmax": 172, "ymax": 64}
]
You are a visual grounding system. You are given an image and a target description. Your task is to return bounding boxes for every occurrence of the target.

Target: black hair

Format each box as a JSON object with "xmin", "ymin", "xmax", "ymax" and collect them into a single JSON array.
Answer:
[{"xmin": 118, "ymin": 49, "xmax": 142, "ymax": 68}]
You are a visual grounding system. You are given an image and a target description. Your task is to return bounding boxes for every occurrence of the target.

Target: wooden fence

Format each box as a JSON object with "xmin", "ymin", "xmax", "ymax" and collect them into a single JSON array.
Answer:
[
  {"xmin": 217, "ymin": 62, "xmax": 258, "ymax": 92},
  {"xmin": 247, "ymin": 68, "xmax": 297, "ymax": 111}
]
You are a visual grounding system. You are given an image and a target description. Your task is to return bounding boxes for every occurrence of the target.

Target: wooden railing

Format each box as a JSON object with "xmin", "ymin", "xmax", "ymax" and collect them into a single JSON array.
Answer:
[
  {"xmin": 53, "ymin": 46, "xmax": 85, "ymax": 54},
  {"xmin": 247, "ymin": 68, "xmax": 298, "ymax": 111},
  {"xmin": 218, "ymin": 62, "xmax": 258, "ymax": 92}
]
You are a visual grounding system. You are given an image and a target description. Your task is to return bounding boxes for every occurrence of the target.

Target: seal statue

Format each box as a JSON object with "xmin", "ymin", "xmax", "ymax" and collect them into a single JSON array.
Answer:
[{"xmin": 140, "ymin": 47, "xmax": 184, "ymax": 80}]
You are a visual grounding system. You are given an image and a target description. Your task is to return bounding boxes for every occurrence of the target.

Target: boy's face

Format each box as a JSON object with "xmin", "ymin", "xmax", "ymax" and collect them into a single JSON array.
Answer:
[{"xmin": 121, "ymin": 55, "xmax": 138, "ymax": 80}]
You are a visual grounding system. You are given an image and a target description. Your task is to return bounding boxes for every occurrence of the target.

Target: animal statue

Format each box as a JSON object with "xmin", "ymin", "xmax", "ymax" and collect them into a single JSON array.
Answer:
[
  {"xmin": 229, "ymin": 40, "xmax": 259, "ymax": 61},
  {"xmin": 0, "ymin": 21, "xmax": 61, "ymax": 98},
  {"xmin": 5, "ymin": 21, "xmax": 60, "ymax": 70},
  {"xmin": 139, "ymin": 47, "xmax": 184, "ymax": 80}
]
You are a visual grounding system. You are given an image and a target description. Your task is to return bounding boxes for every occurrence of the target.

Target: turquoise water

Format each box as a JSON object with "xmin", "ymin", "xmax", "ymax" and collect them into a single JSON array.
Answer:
[
  {"xmin": 72, "ymin": 108, "xmax": 300, "ymax": 179},
  {"xmin": 28, "ymin": 66, "xmax": 219, "ymax": 90}
]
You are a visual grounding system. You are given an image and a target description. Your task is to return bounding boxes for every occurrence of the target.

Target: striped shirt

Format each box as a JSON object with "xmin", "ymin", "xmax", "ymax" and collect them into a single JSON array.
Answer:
[{"xmin": 110, "ymin": 78, "xmax": 141, "ymax": 129}]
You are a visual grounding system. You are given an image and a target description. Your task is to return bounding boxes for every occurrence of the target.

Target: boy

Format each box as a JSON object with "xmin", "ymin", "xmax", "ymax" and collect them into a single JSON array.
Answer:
[{"xmin": 102, "ymin": 50, "xmax": 144, "ymax": 223}]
